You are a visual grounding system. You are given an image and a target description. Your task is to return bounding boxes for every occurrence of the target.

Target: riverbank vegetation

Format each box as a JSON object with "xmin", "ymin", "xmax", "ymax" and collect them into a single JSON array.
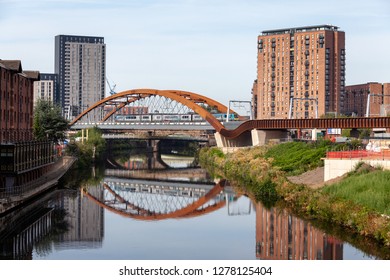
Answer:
[
  {"xmin": 66, "ymin": 127, "xmax": 106, "ymax": 167},
  {"xmin": 199, "ymin": 142, "xmax": 390, "ymax": 247},
  {"xmin": 322, "ymin": 165, "xmax": 390, "ymax": 215}
]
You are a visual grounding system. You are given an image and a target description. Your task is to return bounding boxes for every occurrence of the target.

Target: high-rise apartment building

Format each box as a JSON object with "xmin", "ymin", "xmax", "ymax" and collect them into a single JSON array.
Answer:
[
  {"xmin": 253, "ymin": 25, "xmax": 345, "ymax": 119},
  {"xmin": 55, "ymin": 35, "xmax": 106, "ymax": 121},
  {"xmin": 33, "ymin": 73, "xmax": 58, "ymax": 104}
]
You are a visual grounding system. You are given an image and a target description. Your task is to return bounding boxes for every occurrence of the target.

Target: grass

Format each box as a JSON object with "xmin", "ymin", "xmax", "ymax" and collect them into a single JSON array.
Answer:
[
  {"xmin": 264, "ymin": 140, "xmax": 331, "ymax": 175},
  {"xmin": 322, "ymin": 170, "xmax": 390, "ymax": 216}
]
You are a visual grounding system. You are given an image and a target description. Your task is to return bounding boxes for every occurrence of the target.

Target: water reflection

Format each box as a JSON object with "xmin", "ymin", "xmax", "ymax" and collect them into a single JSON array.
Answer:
[
  {"xmin": 109, "ymin": 150, "xmax": 196, "ymax": 170},
  {"xmin": 255, "ymin": 204, "xmax": 343, "ymax": 260},
  {"xmin": 56, "ymin": 187, "xmax": 104, "ymax": 250},
  {"xmin": 0, "ymin": 163, "xmax": 387, "ymax": 260},
  {"xmin": 0, "ymin": 200, "xmax": 54, "ymax": 259},
  {"xmin": 82, "ymin": 178, "xmax": 230, "ymax": 221}
]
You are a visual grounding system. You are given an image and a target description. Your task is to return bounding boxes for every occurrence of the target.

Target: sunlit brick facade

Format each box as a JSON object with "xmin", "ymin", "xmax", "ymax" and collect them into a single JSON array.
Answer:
[
  {"xmin": 342, "ymin": 82, "xmax": 390, "ymax": 117},
  {"xmin": 253, "ymin": 25, "xmax": 345, "ymax": 119}
]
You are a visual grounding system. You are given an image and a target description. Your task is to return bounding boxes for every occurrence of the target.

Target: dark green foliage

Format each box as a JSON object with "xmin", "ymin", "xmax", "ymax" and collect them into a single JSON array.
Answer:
[
  {"xmin": 33, "ymin": 99, "xmax": 69, "ymax": 143},
  {"xmin": 264, "ymin": 140, "xmax": 332, "ymax": 175}
]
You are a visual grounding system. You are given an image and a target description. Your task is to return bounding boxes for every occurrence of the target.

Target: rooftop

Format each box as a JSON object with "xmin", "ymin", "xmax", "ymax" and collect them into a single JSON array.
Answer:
[
  {"xmin": 0, "ymin": 60, "xmax": 40, "ymax": 79},
  {"xmin": 23, "ymin": 71, "xmax": 40, "ymax": 80},
  {"xmin": 0, "ymin": 60, "xmax": 22, "ymax": 72},
  {"xmin": 261, "ymin": 24, "xmax": 341, "ymax": 36}
]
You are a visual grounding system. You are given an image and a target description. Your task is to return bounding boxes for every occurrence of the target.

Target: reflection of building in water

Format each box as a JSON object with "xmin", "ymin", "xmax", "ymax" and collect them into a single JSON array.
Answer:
[
  {"xmin": 0, "ymin": 207, "xmax": 53, "ymax": 260},
  {"xmin": 55, "ymin": 185, "xmax": 104, "ymax": 249},
  {"xmin": 255, "ymin": 204, "xmax": 343, "ymax": 260}
]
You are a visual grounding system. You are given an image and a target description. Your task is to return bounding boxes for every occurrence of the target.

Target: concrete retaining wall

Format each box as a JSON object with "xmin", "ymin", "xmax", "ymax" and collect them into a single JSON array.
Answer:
[{"xmin": 324, "ymin": 158, "xmax": 390, "ymax": 181}]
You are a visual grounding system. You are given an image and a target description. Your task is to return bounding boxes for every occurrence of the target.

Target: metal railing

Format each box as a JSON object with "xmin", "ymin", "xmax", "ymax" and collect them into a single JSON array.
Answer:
[{"xmin": 0, "ymin": 156, "xmax": 75, "ymax": 199}]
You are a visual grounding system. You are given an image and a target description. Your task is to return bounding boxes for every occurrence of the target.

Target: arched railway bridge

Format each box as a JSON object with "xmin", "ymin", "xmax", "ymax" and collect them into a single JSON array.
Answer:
[{"xmin": 70, "ymin": 89, "xmax": 390, "ymax": 148}]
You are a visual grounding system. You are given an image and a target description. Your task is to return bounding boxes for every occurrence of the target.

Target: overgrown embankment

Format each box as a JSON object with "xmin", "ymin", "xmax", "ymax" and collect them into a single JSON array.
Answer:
[{"xmin": 199, "ymin": 142, "xmax": 390, "ymax": 247}]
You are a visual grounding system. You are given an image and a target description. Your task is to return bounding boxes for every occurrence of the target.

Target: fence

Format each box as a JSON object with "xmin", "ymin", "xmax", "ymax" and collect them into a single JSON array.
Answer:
[
  {"xmin": 0, "ymin": 156, "xmax": 76, "ymax": 199},
  {"xmin": 326, "ymin": 149, "xmax": 390, "ymax": 160}
]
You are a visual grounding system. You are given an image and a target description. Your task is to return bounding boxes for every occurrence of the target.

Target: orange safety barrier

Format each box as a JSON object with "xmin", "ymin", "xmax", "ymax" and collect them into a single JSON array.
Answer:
[{"xmin": 326, "ymin": 150, "xmax": 390, "ymax": 159}]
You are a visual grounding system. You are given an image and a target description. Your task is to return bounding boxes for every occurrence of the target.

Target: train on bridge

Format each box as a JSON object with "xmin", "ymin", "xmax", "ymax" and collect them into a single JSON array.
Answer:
[{"xmin": 114, "ymin": 113, "xmax": 236, "ymax": 123}]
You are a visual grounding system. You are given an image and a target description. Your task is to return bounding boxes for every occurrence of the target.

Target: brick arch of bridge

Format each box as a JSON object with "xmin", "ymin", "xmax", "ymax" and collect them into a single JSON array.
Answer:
[{"xmin": 69, "ymin": 89, "xmax": 236, "ymax": 132}]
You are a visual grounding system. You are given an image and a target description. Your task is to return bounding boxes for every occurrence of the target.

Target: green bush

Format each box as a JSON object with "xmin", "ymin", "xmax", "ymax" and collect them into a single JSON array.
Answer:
[{"xmin": 264, "ymin": 141, "xmax": 332, "ymax": 175}]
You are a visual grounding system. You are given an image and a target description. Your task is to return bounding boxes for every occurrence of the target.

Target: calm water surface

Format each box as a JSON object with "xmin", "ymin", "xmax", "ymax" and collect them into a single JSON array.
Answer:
[{"xmin": 0, "ymin": 156, "xmax": 387, "ymax": 260}]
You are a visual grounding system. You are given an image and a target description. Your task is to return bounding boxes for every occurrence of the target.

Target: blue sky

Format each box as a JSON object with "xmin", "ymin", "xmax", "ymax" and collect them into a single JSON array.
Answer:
[{"xmin": 1, "ymin": 0, "xmax": 389, "ymax": 105}]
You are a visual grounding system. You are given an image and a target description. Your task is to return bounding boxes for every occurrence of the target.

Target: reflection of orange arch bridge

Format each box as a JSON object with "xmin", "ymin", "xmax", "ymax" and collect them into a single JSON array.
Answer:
[
  {"xmin": 82, "ymin": 179, "xmax": 233, "ymax": 221},
  {"xmin": 70, "ymin": 89, "xmax": 390, "ymax": 148}
]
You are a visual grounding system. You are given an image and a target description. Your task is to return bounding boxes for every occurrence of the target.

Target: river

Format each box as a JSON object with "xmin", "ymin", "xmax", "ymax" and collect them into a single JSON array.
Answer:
[{"xmin": 0, "ymin": 154, "xmax": 388, "ymax": 260}]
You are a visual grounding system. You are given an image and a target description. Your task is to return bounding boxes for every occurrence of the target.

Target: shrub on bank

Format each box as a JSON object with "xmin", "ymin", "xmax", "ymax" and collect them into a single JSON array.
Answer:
[{"xmin": 264, "ymin": 140, "xmax": 332, "ymax": 175}]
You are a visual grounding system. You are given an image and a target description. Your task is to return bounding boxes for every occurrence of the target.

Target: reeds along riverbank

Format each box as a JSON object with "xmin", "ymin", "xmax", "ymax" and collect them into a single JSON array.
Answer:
[{"xmin": 199, "ymin": 146, "xmax": 390, "ymax": 247}]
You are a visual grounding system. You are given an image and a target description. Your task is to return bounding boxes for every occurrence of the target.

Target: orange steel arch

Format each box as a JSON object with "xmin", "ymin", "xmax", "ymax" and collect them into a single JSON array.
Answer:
[
  {"xmin": 70, "ymin": 89, "xmax": 237, "ymax": 132},
  {"xmin": 82, "ymin": 180, "xmax": 227, "ymax": 221}
]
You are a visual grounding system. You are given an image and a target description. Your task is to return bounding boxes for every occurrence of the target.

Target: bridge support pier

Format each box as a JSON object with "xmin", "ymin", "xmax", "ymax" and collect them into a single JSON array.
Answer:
[
  {"xmin": 215, "ymin": 129, "xmax": 288, "ymax": 149},
  {"xmin": 215, "ymin": 130, "xmax": 252, "ymax": 148},
  {"xmin": 251, "ymin": 129, "xmax": 288, "ymax": 146}
]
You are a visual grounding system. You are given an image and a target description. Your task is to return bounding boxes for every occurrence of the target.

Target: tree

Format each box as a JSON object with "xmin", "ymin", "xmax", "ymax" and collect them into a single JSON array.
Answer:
[
  {"xmin": 33, "ymin": 99, "xmax": 69, "ymax": 143},
  {"xmin": 85, "ymin": 126, "xmax": 106, "ymax": 159}
]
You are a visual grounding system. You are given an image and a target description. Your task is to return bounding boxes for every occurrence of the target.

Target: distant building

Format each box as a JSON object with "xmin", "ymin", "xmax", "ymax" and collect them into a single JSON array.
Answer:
[
  {"xmin": 342, "ymin": 82, "xmax": 390, "ymax": 117},
  {"xmin": 104, "ymin": 105, "xmax": 149, "ymax": 116},
  {"xmin": 33, "ymin": 73, "xmax": 58, "ymax": 104},
  {"xmin": 253, "ymin": 25, "xmax": 345, "ymax": 119},
  {"xmin": 55, "ymin": 35, "xmax": 106, "ymax": 121}
]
